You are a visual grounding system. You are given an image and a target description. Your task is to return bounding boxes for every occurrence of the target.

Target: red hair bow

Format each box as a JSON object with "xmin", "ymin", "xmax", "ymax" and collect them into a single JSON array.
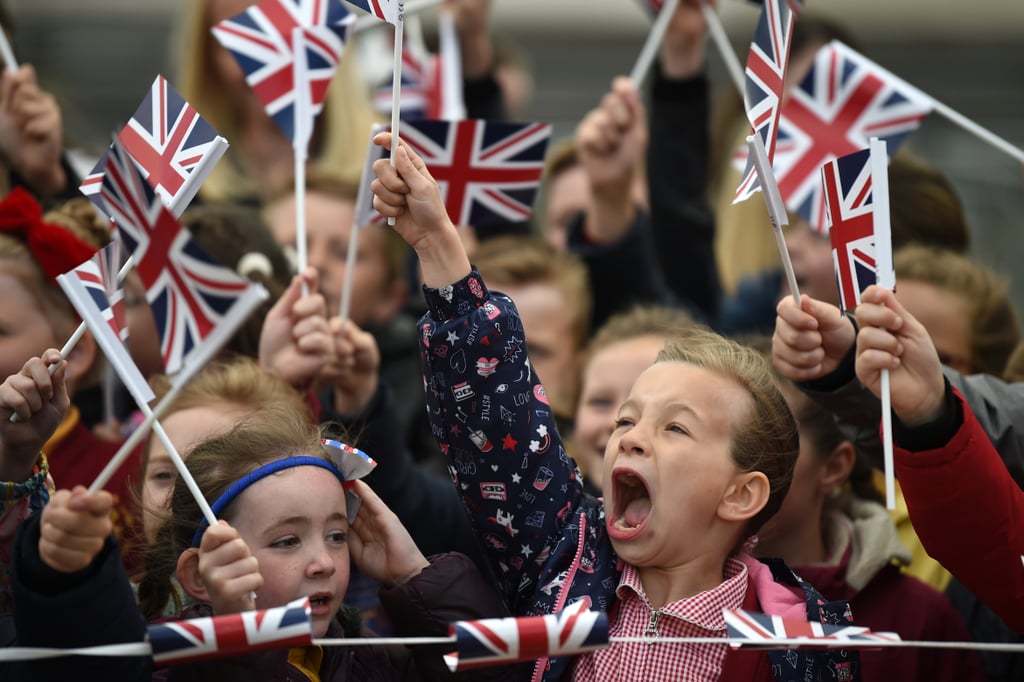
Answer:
[{"xmin": 0, "ymin": 187, "xmax": 97, "ymax": 282}]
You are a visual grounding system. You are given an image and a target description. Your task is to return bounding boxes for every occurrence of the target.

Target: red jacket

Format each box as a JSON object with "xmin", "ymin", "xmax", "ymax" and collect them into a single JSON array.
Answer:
[{"xmin": 895, "ymin": 389, "xmax": 1024, "ymax": 632}]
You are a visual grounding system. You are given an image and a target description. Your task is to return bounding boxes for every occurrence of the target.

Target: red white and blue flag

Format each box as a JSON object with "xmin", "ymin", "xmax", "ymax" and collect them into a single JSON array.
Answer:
[
  {"xmin": 733, "ymin": 40, "xmax": 933, "ymax": 231},
  {"xmin": 56, "ymin": 242, "xmax": 155, "ymax": 407},
  {"xmin": 397, "ymin": 118, "xmax": 551, "ymax": 227},
  {"xmin": 79, "ymin": 75, "xmax": 228, "ymax": 218},
  {"xmin": 733, "ymin": 0, "xmax": 795, "ymax": 204},
  {"xmin": 725, "ymin": 608, "xmax": 900, "ymax": 646},
  {"xmin": 823, "ymin": 138, "xmax": 893, "ymax": 311},
  {"xmin": 149, "ymin": 598, "xmax": 313, "ymax": 666},
  {"xmin": 344, "ymin": 0, "xmax": 402, "ymax": 25},
  {"xmin": 211, "ymin": 0, "xmax": 354, "ymax": 146},
  {"xmin": 100, "ymin": 137, "xmax": 269, "ymax": 379},
  {"xmin": 444, "ymin": 599, "xmax": 608, "ymax": 671}
]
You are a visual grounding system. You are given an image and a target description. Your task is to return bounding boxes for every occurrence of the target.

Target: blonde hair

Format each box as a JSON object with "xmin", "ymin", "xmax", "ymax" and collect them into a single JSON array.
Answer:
[
  {"xmin": 175, "ymin": 0, "xmax": 381, "ymax": 201},
  {"xmin": 895, "ymin": 245, "xmax": 1020, "ymax": 377},
  {"xmin": 656, "ymin": 329, "xmax": 798, "ymax": 538}
]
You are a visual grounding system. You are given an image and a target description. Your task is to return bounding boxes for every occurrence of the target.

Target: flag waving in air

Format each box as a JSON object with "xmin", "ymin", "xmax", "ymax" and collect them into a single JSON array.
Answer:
[
  {"xmin": 211, "ymin": 0, "xmax": 355, "ymax": 146},
  {"xmin": 734, "ymin": 40, "xmax": 933, "ymax": 231},
  {"xmin": 100, "ymin": 137, "xmax": 269, "ymax": 380},
  {"xmin": 80, "ymin": 75, "xmax": 228, "ymax": 218},
  {"xmin": 397, "ymin": 118, "xmax": 552, "ymax": 228},
  {"xmin": 822, "ymin": 138, "xmax": 894, "ymax": 311},
  {"xmin": 57, "ymin": 242, "xmax": 155, "ymax": 408},
  {"xmin": 344, "ymin": 0, "xmax": 402, "ymax": 25},
  {"xmin": 733, "ymin": 0, "xmax": 795, "ymax": 204}
]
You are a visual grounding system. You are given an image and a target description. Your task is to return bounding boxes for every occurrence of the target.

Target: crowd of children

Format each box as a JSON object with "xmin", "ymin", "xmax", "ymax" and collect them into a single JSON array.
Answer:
[{"xmin": 0, "ymin": 0, "xmax": 1021, "ymax": 680}]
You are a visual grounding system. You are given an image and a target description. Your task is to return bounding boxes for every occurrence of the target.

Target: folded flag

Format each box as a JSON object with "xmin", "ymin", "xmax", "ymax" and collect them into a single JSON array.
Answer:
[
  {"xmin": 823, "ymin": 138, "xmax": 894, "ymax": 311},
  {"xmin": 725, "ymin": 608, "xmax": 900, "ymax": 647},
  {"xmin": 100, "ymin": 136, "xmax": 269, "ymax": 380},
  {"xmin": 211, "ymin": 0, "xmax": 354, "ymax": 146},
  {"xmin": 444, "ymin": 599, "xmax": 608, "ymax": 671},
  {"xmin": 344, "ymin": 0, "xmax": 403, "ymax": 25},
  {"xmin": 80, "ymin": 75, "xmax": 228, "ymax": 218},
  {"xmin": 733, "ymin": 0, "xmax": 795, "ymax": 204},
  {"xmin": 149, "ymin": 598, "xmax": 313, "ymax": 666},
  {"xmin": 56, "ymin": 242, "xmax": 155, "ymax": 407},
  {"xmin": 397, "ymin": 118, "xmax": 551, "ymax": 227},
  {"xmin": 733, "ymin": 40, "xmax": 933, "ymax": 230}
]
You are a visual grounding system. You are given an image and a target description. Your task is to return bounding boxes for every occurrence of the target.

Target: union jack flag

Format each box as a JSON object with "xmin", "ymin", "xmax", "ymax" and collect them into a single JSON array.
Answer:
[
  {"xmin": 444, "ymin": 599, "xmax": 608, "ymax": 671},
  {"xmin": 824, "ymin": 138, "xmax": 893, "ymax": 311},
  {"xmin": 79, "ymin": 75, "xmax": 228, "ymax": 218},
  {"xmin": 149, "ymin": 598, "xmax": 313, "ymax": 666},
  {"xmin": 211, "ymin": 0, "xmax": 354, "ymax": 146},
  {"xmin": 56, "ymin": 242, "xmax": 155, "ymax": 408},
  {"xmin": 344, "ymin": 0, "xmax": 402, "ymax": 24},
  {"xmin": 724, "ymin": 608, "xmax": 900, "ymax": 646},
  {"xmin": 733, "ymin": 0, "xmax": 795, "ymax": 204},
  {"xmin": 397, "ymin": 118, "xmax": 552, "ymax": 227},
  {"xmin": 100, "ymin": 136, "xmax": 269, "ymax": 379},
  {"xmin": 372, "ymin": 24, "xmax": 440, "ymax": 121},
  {"xmin": 733, "ymin": 41, "xmax": 933, "ymax": 231}
]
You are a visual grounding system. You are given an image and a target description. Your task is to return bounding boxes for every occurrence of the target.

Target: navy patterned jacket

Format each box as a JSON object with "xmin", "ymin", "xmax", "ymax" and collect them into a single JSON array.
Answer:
[{"xmin": 418, "ymin": 269, "xmax": 859, "ymax": 682}]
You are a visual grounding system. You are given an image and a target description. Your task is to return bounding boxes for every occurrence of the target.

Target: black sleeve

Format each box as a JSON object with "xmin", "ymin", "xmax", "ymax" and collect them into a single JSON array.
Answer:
[
  {"xmin": 647, "ymin": 65, "xmax": 721, "ymax": 321},
  {"xmin": 464, "ymin": 73, "xmax": 507, "ymax": 121},
  {"xmin": 11, "ymin": 513, "xmax": 152, "ymax": 682}
]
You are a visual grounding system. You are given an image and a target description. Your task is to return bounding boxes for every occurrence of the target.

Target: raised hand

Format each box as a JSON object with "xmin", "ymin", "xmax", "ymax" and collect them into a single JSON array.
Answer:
[
  {"xmin": 196, "ymin": 521, "xmax": 262, "ymax": 615},
  {"xmin": 38, "ymin": 485, "xmax": 113, "ymax": 573},
  {"xmin": 854, "ymin": 285, "xmax": 945, "ymax": 426},
  {"xmin": 0, "ymin": 348, "xmax": 69, "ymax": 482},
  {"xmin": 258, "ymin": 267, "xmax": 336, "ymax": 390},
  {"xmin": 327, "ymin": 318, "xmax": 380, "ymax": 417},
  {"xmin": 0, "ymin": 65, "xmax": 66, "ymax": 195},
  {"xmin": 660, "ymin": 0, "xmax": 713, "ymax": 78},
  {"xmin": 346, "ymin": 480, "xmax": 429, "ymax": 587},
  {"xmin": 772, "ymin": 294, "xmax": 856, "ymax": 382}
]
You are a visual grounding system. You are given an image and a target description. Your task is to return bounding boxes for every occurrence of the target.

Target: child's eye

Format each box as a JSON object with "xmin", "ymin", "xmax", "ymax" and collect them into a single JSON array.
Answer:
[
  {"xmin": 271, "ymin": 536, "xmax": 300, "ymax": 549},
  {"xmin": 147, "ymin": 468, "xmax": 175, "ymax": 485},
  {"xmin": 667, "ymin": 423, "xmax": 689, "ymax": 436},
  {"xmin": 326, "ymin": 530, "xmax": 348, "ymax": 545},
  {"xmin": 613, "ymin": 417, "xmax": 634, "ymax": 429},
  {"xmin": 585, "ymin": 396, "xmax": 614, "ymax": 409}
]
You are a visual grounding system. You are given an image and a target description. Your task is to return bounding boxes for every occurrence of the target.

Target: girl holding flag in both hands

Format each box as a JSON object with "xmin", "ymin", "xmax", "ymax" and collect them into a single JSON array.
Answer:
[{"xmin": 371, "ymin": 132, "xmax": 859, "ymax": 682}]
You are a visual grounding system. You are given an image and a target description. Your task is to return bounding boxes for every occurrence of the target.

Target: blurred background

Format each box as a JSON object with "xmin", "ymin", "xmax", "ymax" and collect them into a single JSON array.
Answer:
[{"xmin": 7, "ymin": 0, "xmax": 1024, "ymax": 306}]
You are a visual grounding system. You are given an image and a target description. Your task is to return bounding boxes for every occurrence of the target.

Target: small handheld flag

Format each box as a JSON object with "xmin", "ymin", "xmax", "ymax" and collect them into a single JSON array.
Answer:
[
  {"xmin": 724, "ymin": 608, "xmax": 900, "ymax": 647},
  {"xmin": 444, "ymin": 600, "xmax": 608, "ymax": 671}
]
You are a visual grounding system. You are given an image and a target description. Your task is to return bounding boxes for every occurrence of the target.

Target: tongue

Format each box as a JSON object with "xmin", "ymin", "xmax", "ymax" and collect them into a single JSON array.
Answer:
[{"xmin": 624, "ymin": 498, "xmax": 652, "ymax": 528}]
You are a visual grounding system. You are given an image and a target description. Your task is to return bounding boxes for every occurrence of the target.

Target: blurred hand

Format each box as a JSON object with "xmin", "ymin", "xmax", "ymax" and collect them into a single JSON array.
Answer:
[
  {"xmin": 39, "ymin": 486, "xmax": 113, "ymax": 573},
  {"xmin": 326, "ymin": 318, "xmax": 380, "ymax": 417},
  {"xmin": 0, "ymin": 348, "xmax": 69, "ymax": 481},
  {"xmin": 772, "ymin": 294, "xmax": 855, "ymax": 382},
  {"xmin": 0, "ymin": 65, "xmax": 66, "ymax": 195},
  {"xmin": 258, "ymin": 268, "xmax": 337, "ymax": 390}
]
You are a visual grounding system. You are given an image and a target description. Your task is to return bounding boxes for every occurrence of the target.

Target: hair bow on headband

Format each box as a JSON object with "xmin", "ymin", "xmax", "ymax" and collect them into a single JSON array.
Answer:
[
  {"xmin": 0, "ymin": 187, "xmax": 97, "ymax": 281},
  {"xmin": 323, "ymin": 438, "xmax": 376, "ymax": 521}
]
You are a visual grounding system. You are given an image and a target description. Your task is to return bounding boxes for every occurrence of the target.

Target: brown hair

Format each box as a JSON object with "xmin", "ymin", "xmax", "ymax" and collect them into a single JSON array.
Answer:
[
  {"xmin": 894, "ymin": 245, "xmax": 1020, "ymax": 377},
  {"xmin": 174, "ymin": 0, "xmax": 380, "ymax": 201},
  {"xmin": 656, "ymin": 329, "xmax": 798, "ymax": 539},
  {"xmin": 888, "ymin": 153, "xmax": 969, "ymax": 253},
  {"xmin": 136, "ymin": 401, "xmax": 326, "ymax": 620},
  {"xmin": 472, "ymin": 235, "xmax": 592, "ymax": 353}
]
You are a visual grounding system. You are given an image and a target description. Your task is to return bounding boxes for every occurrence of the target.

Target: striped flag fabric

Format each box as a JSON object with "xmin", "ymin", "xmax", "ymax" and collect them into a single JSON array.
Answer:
[
  {"xmin": 100, "ymin": 136, "xmax": 269, "ymax": 379},
  {"xmin": 822, "ymin": 138, "xmax": 893, "ymax": 311},
  {"xmin": 724, "ymin": 608, "xmax": 901, "ymax": 645},
  {"xmin": 397, "ymin": 118, "xmax": 552, "ymax": 227},
  {"xmin": 79, "ymin": 75, "xmax": 228, "ymax": 218},
  {"xmin": 732, "ymin": 0, "xmax": 795, "ymax": 204},
  {"xmin": 211, "ymin": 0, "xmax": 355, "ymax": 146},
  {"xmin": 149, "ymin": 598, "xmax": 313, "ymax": 666},
  {"xmin": 444, "ymin": 599, "xmax": 608, "ymax": 671},
  {"xmin": 56, "ymin": 242, "xmax": 155, "ymax": 407},
  {"xmin": 343, "ymin": 0, "xmax": 403, "ymax": 25}
]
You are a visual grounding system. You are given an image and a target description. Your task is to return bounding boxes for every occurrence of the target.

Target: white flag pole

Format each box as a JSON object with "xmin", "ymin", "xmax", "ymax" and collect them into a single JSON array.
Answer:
[
  {"xmin": 630, "ymin": 0, "xmax": 681, "ymax": 86},
  {"xmin": 292, "ymin": 27, "xmax": 312, "ymax": 295},
  {"xmin": 386, "ymin": 15, "xmax": 405, "ymax": 227},
  {"xmin": 700, "ymin": 2, "xmax": 744, "ymax": 95},
  {"xmin": 746, "ymin": 133, "xmax": 799, "ymax": 305},
  {"xmin": 0, "ymin": 23, "xmax": 17, "ymax": 72}
]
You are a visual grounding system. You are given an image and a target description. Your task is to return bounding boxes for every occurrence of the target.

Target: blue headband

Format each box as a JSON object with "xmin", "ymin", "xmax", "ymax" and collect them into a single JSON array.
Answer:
[{"xmin": 191, "ymin": 456, "xmax": 348, "ymax": 548}]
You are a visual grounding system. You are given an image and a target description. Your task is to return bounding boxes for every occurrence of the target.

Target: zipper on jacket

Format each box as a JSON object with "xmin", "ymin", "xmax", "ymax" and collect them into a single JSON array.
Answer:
[{"xmin": 644, "ymin": 607, "xmax": 660, "ymax": 644}]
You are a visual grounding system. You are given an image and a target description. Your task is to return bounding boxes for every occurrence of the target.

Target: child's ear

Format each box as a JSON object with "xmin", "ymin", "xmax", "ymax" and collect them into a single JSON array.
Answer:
[
  {"xmin": 64, "ymin": 329, "xmax": 97, "ymax": 391},
  {"xmin": 176, "ymin": 548, "xmax": 210, "ymax": 603},
  {"xmin": 718, "ymin": 471, "xmax": 771, "ymax": 523},
  {"xmin": 820, "ymin": 441, "xmax": 856, "ymax": 496}
]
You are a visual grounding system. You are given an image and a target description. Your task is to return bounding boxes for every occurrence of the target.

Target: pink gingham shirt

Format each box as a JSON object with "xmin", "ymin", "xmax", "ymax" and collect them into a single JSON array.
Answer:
[{"xmin": 571, "ymin": 558, "xmax": 748, "ymax": 682}]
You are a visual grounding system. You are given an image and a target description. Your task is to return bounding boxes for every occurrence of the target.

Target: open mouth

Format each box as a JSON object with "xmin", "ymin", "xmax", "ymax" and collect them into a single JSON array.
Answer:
[{"xmin": 609, "ymin": 469, "xmax": 652, "ymax": 536}]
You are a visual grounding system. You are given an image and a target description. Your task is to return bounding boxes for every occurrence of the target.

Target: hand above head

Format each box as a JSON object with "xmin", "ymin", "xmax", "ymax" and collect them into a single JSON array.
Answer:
[
  {"xmin": 576, "ymin": 76, "xmax": 647, "ymax": 208},
  {"xmin": 444, "ymin": 0, "xmax": 493, "ymax": 79},
  {"xmin": 38, "ymin": 485, "xmax": 113, "ymax": 573},
  {"xmin": 371, "ymin": 131, "xmax": 470, "ymax": 288},
  {"xmin": 660, "ymin": 0, "xmax": 713, "ymax": 78},
  {"xmin": 772, "ymin": 294, "xmax": 856, "ymax": 382},
  {"xmin": 0, "ymin": 65, "xmax": 66, "ymax": 196},
  {"xmin": 326, "ymin": 317, "xmax": 380, "ymax": 417},
  {"xmin": 346, "ymin": 480, "xmax": 429, "ymax": 588},
  {"xmin": 258, "ymin": 267, "xmax": 337, "ymax": 390},
  {"xmin": 854, "ymin": 285, "xmax": 945, "ymax": 427},
  {"xmin": 197, "ymin": 521, "xmax": 262, "ymax": 615},
  {"xmin": 0, "ymin": 348, "xmax": 69, "ymax": 482}
]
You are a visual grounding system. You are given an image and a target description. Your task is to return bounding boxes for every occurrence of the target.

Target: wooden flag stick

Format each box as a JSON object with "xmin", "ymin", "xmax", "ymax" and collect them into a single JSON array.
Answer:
[
  {"xmin": 746, "ymin": 133, "xmax": 800, "ymax": 304},
  {"xmin": 386, "ymin": 17, "xmax": 405, "ymax": 227},
  {"xmin": 629, "ymin": 0, "xmax": 681, "ymax": 86},
  {"xmin": 700, "ymin": 1, "xmax": 744, "ymax": 95}
]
